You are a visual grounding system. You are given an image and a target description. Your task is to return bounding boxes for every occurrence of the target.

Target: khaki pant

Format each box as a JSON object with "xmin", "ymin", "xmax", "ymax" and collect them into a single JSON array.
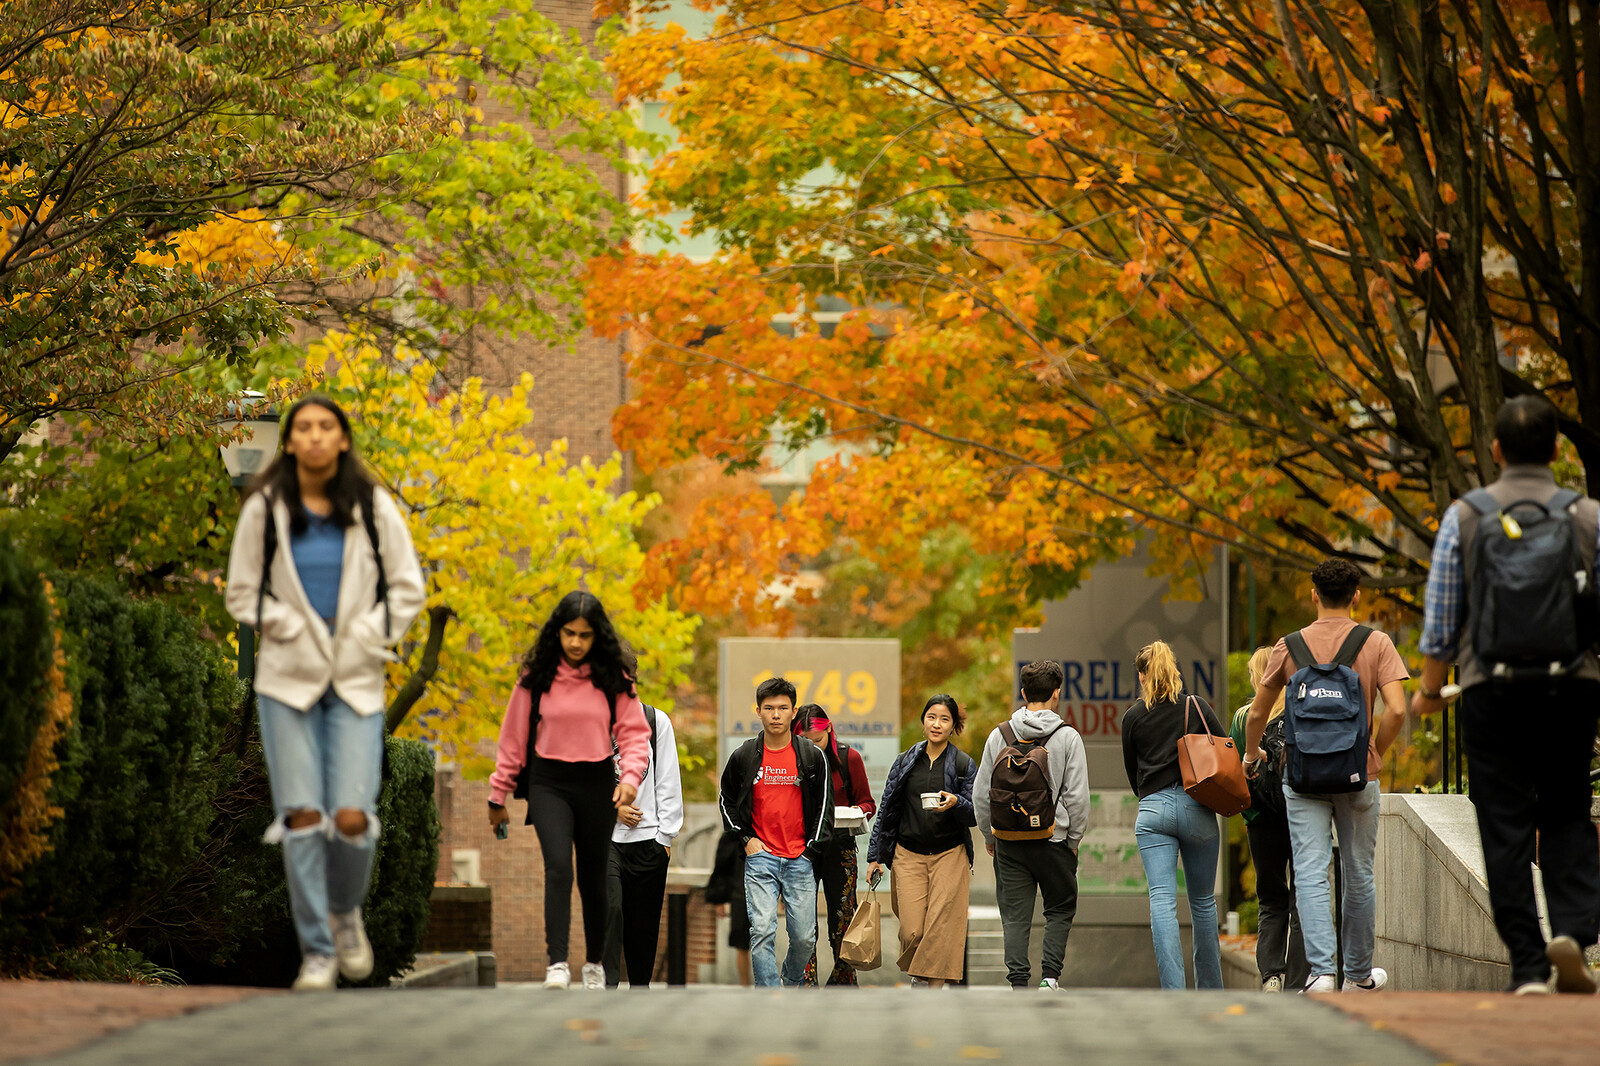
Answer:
[{"xmin": 890, "ymin": 845, "xmax": 971, "ymax": 980}]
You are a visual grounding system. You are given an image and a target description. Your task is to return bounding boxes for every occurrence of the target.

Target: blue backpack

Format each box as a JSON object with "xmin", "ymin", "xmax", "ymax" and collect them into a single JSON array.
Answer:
[{"xmin": 1282, "ymin": 626, "xmax": 1371, "ymax": 794}]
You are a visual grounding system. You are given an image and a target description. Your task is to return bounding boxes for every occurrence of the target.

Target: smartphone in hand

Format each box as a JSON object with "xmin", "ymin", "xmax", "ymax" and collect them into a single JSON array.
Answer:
[{"xmin": 495, "ymin": 821, "xmax": 508, "ymax": 840}]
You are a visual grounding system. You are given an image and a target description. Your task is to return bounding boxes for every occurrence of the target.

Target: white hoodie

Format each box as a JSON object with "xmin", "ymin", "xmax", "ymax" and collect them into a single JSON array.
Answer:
[
  {"xmin": 974, "ymin": 707, "xmax": 1092, "ymax": 849},
  {"xmin": 613, "ymin": 706, "xmax": 685, "ymax": 849}
]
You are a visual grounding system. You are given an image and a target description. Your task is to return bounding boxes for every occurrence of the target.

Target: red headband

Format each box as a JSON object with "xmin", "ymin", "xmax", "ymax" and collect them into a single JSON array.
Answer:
[{"xmin": 794, "ymin": 710, "xmax": 833, "ymax": 732}]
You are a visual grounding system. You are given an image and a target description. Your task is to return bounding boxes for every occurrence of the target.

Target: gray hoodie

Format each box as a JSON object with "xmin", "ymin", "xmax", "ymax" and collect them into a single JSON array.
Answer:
[{"xmin": 974, "ymin": 708, "xmax": 1091, "ymax": 850}]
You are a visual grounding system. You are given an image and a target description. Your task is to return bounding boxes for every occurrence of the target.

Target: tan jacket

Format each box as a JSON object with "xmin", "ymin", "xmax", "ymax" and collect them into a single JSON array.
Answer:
[{"xmin": 225, "ymin": 488, "xmax": 426, "ymax": 715}]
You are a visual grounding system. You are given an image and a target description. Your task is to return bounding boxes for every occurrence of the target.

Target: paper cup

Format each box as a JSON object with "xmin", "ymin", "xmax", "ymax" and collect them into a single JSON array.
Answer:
[{"xmin": 920, "ymin": 792, "xmax": 942, "ymax": 810}]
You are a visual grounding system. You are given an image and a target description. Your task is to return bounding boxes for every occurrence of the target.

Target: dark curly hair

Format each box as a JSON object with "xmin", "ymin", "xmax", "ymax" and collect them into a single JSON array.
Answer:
[
  {"xmin": 1310, "ymin": 558, "xmax": 1363, "ymax": 609},
  {"xmin": 519, "ymin": 591, "xmax": 634, "ymax": 703}
]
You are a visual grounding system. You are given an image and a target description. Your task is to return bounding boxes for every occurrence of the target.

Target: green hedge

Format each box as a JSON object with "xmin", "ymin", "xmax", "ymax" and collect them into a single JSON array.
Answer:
[
  {"xmin": 0, "ymin": 573, "xmax": 240, "ymax": 964},
  {"xmin": 359, "ymin": 737, "xmax": 440, "ymax": 985},
  {"xmin": 0, "ymin": 533, "xmax": 53, "ymax": 809},
  {"xmin": 0, "ymin": 572, "xmax": 440, "ymax": 988}
]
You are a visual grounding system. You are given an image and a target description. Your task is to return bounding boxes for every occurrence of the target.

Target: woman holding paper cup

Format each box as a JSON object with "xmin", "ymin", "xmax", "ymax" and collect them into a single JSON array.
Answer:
[
  {"xmin": 794, "ymin": 704, "xmax": 876, "ymax": 985},
  {"xmin": 866, "ymin": 695, "xmax": 978, "ymax": 987}
]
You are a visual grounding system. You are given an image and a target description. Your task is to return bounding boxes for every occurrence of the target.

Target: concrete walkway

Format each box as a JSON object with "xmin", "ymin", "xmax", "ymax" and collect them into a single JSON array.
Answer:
[{"xmin": 20, "ymin": 987, "xmax": 1441, "ymax": 1066}]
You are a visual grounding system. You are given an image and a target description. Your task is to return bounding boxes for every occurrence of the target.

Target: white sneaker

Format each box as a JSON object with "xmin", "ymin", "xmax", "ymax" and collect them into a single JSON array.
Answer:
[
  {"xmin": 581, "ymin": 963, "xmax": 605, "ymax": 990},
  {"xmin": 1512, "ymin": 977, "xmax": 1553, "ymax": 996},
  {"xmin": 543, "ymin": 962, "xmax": 570, "ymax": 989},
  {"xmin": 330, "ymin": 908, "xmax": 374, "ymax": 982},
  {"xmin": 292, "ymin": 954, "xmax": 339, "ymax": 992},
  {"xmin": 1547, "ymin": 936, "xmax": 1598, "ymax": 994},
  {"xmin": 1038, "ymin": 977, "xmax": 1061, "ymax": 990},
  {"xmin": 1261, "ymin": 975, "xmax": 1284, "ymax": 993},
  {"xmin": 1342, "ymin": 967, "xmax": 1388, "ymax": 992},
  {"xmin": 1302, "ymin": 974, "xmax": 1337, "ymax": 994}
]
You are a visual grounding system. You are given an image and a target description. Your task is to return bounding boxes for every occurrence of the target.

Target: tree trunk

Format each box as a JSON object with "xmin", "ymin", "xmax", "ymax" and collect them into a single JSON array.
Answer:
[{"xmin": 386, "ymin": 604, "xmax": 453, "ymax": 735}]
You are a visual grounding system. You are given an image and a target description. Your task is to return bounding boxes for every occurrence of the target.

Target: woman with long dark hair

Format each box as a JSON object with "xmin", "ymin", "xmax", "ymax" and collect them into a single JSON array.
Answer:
[
  {"xmin": 488, "ymin": 591, "xmax": 651, "ymax": 990},
  {"xmin": 225, "ymin": 395, "xmax": 426, "ymax": 992},
  {"xmin": 867, "ymin": 694, "xmax": 977, "ymax": 988},
  {"xmin": 793, "ymin": 703, "xmax": 875, "ymax": 986}
]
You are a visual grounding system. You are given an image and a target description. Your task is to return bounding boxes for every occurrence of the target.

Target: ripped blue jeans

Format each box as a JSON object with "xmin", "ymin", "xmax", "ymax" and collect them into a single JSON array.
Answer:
[{"xmin": 258, "ymin": 689, "xmax": 385, "ymax": 958}]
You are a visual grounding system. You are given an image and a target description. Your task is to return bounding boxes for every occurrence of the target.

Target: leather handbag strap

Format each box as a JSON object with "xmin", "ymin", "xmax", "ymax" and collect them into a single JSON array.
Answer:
[{"xmin": 1184, "ymin": 695, "xmax": 1218, "ymax": 739}]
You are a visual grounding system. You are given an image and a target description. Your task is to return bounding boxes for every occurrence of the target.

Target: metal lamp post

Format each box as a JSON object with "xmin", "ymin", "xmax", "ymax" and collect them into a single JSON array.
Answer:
[{"xmin": 217, "ymin": 390, "xmax": 280, "ymax": 685}]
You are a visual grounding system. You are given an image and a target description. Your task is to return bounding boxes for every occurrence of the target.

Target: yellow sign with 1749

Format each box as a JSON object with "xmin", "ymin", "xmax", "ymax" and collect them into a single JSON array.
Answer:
[{"xmin": 718, "ymin": 638, "xmax": 901, "ymax": 738}]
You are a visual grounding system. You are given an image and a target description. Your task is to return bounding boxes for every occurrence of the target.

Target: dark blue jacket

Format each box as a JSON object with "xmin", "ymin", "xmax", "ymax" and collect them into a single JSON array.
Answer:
[{"xmin": 867, "ymin": 741, "xmax": 978, "ymax": 867}]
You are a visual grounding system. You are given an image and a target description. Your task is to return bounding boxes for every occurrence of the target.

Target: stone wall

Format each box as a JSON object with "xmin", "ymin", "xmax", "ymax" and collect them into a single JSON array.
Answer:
[{"xmin": 1373, "ymin": 793, "xmax": 1511, "ymax": 990}]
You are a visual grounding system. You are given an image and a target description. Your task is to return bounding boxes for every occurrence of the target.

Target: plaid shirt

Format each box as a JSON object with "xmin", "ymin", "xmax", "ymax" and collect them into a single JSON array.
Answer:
[
  {"xmin": 1419, "ymin": 506, "xmax": 1465, "ymax": 660},
  {"xmin": 1421, "ymin": 500, "xmax": 1600, "ymax": 660}
]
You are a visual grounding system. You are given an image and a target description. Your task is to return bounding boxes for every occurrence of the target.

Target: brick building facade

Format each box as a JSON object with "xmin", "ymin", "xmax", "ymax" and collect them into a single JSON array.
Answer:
[{"xmin": 453, "ymin": 0, "xmax": 631, "ymax": 462}]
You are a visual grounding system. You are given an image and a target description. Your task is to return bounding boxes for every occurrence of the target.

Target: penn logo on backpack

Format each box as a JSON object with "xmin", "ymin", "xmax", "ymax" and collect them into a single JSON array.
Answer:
[{"xmin": 1282, "ymin": 626, "xmax": 1372, "ymax": 795}]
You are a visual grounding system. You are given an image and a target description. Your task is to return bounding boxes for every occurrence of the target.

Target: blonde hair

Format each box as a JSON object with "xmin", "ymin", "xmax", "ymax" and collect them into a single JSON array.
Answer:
[
  {"xmin": 1135, "ymin": 641, "xmax": 1184, "ymax": 704},
  {"xmin": 1246, "ymin": 645, "xmax": 1286, "ymax": 718}
]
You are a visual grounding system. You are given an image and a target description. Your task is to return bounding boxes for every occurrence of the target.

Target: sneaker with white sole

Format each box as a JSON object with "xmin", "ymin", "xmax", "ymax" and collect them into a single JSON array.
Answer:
[
  {"xmin": 910, "ymin": 977, "xmax": 931, "ymax": 988},
  {"xmin": 330, "ymin": 908, "xmax": 374, "ymax": 982},
  {"xmin": 292, "ymin": 954, "xmax": 339, "ymax": 992},
  {"xmin": 1302, "ymin": 974, "xmax": 1337, "ymax": 994},
  {"xmin": 1511, "ymin": 976, "xmax": 1553, "ymax": 996},
  {"xmin": 1547, "ymin": 936, "xmax": 1598, "ymax": 994},
  {"xmin": 1039, "ymin": 978, "xmax": 1061, "ymax": 990},
  {"xmin": 1261, "ymin": 975, "xmax": 1284, "ymax": 993},
  {"xmin": 581, "ymin": 963, "xmax": 605, "ymax": 990},
  {"xmin": 1342, "ymin": 967, "xmax": 1388, "ymax": 992},
  {"xmin": 543, "ymin": 962, "xmax": 570, "ymax": 989}
]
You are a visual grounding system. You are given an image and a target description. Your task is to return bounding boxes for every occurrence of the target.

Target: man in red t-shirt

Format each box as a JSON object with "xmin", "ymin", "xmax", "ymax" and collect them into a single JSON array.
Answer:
[{"xmin": 719, "ymin": 677, "xmax": 834, "ymax": 986}]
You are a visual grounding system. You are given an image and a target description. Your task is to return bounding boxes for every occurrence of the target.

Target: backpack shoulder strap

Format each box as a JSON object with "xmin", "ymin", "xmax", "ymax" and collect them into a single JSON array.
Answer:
[
  {"xmin": 998, "ymin": 721, "xmax": 1018, "ymax": 747},
  {"xmin": 1333, "ymin": 625, "xmax": 1373, "ymax": 668},
  {"xmin": 1038, "ymin": 722, "xmax": 1068, "ymax": 745},
  {"xmin": 646, "ymin": 704, "xmax": 659, "ymax": 758},
  {"xmin": 257, "ymin": 499, "xmax": 279, "ymax": 630},
  {"xmin": 1283, "ymin": 631, "xmax": 1316, "ymax": 671},
  {"xmin": 1460, "ymin": 487, "xmax": 1499, "ymax": 516},
  {"xmin": 1548, "ymin": 487, "xmax": 1583, "ymax": 513},
  {"xmin": 360, "ymin": 495, "xmax": 390, "ymax": 638}
]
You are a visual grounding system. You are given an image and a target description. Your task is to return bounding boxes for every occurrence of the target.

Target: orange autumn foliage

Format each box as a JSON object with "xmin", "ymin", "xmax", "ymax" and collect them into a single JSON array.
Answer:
[{"xmin": 592, "ymin": 0, "xmax": 1600, "ymax": 628}]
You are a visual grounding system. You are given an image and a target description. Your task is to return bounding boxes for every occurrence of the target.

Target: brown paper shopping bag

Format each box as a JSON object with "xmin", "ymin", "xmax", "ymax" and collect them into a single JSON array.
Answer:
[{"xmin": 838, "ymin": 892, "xmax": 882, "ymax": 970}]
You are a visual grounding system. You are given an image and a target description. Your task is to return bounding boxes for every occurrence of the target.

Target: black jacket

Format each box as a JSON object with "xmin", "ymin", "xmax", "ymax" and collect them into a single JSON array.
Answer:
[
  {"xmin": 867, "ymin": 741, "xmax": 977, "ymax": 867},
  {"xmin": 719, "ymin": 736, "xmax": 834, "ymax": 860}
]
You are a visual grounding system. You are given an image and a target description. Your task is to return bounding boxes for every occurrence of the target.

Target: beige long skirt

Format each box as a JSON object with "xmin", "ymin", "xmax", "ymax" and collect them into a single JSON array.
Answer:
[{"xmin": 890, "ymin": 844, "xmax": 972, "ymax": 981}]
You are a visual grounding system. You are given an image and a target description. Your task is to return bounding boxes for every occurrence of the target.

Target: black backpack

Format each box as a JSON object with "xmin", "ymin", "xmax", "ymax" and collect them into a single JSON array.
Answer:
[
  {"xmin": 257, "ymin": 493, "xmax": 389, "ymax": 637},
  {"xmin": 1462, "ymin": 487, "xmax": 1600, "ymax": 679},
  {"xmin": 1248, "ymin": 715, "xmax": 1289, "ymax": 819},
  {"xmin": 1282, "ymin": 626, "xmax": 1372, "ymax": 794}
]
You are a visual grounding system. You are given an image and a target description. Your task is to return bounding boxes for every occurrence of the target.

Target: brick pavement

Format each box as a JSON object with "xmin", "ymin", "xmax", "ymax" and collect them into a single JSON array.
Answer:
[
  {"xmin": 1325, "ymin": 992, "xmax": 1600, "ymax": 1066},
  {"xmin": 0, "ymin": 981, "xmax": 276, "ymax": 1064},
  {"xmin": 17, "ymin": 987, "xmax": 1441, "ymax": 1066}
]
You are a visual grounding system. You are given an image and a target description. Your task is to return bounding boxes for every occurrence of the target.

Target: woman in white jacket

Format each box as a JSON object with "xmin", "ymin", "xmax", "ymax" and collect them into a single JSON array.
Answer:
[{"xmin": 225, "ymin": 395, "xmax": 425, "ymax": 992}]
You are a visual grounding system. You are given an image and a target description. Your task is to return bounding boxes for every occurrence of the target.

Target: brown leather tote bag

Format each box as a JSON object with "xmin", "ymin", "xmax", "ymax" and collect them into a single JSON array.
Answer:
[{"xmin": 1176, "ymin": 695, "xmax": 1252, "ymax": 817}]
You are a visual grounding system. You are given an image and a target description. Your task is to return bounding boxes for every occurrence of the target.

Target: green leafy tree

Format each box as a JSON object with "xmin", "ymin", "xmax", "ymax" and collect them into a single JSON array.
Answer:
[{"xmin": 0, "ymin": 0, "xmax": 433, "ymax": 462}]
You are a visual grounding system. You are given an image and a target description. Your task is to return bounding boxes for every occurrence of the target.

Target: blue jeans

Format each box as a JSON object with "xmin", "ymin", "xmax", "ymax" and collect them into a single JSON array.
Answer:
[
  {"xmin": 744, "ymin": 849, "xmax": 817, "ymax": 987},
  {"xmin": 1284, "ymin": 781, "xmax": 1379, "ymax": 984},
  {"xmin": 1135, "ymin": 786, "xmax": 1223, "ymax": 989},
  {"xmin": 258, "ymin": 689, "xmax": 386, "ymax": 958}
]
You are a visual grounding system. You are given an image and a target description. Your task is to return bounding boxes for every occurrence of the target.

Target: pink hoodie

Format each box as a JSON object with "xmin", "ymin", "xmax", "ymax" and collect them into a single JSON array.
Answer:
[{"xmin": 489, "ymin": 661, "xmax": 651, "ymax": 806}]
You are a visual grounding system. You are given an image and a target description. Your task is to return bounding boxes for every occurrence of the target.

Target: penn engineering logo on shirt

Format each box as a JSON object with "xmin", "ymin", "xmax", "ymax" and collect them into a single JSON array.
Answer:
[{"xmin": 752, "ymin": 764, "xmax": 799, "ymax": 788}]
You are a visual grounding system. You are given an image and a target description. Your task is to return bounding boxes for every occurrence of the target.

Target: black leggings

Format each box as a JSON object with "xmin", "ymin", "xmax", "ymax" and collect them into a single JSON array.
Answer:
[{"xmin": 527, "ymin": 757, "xmax": 616, "ymax": 965}]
